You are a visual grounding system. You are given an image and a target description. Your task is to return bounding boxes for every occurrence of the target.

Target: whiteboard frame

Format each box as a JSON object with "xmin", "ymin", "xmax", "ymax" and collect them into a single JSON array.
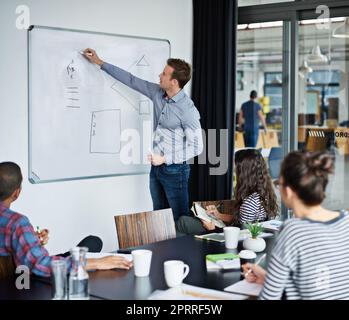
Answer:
[{"xmin": 28, "ymin": 25, "xmax": 171, "ymax": 184}]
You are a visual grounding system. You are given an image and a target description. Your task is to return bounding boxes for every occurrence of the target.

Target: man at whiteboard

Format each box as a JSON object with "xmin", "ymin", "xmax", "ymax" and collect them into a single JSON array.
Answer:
[{"xmin": 82, "ymin": 49, "xmax": 203, "ymax": 221}]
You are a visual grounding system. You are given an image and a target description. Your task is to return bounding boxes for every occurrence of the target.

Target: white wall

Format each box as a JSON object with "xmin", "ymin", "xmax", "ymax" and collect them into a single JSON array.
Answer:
[{"xmin": 0, "ymin": 0, "xmax": 193, "ymax": 254}]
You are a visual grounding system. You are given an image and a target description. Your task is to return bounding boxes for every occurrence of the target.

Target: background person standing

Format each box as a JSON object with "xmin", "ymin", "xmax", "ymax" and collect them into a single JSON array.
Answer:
[{"xmin": 238, "ymin": 90, "xmax": 267, "ymax": 148}]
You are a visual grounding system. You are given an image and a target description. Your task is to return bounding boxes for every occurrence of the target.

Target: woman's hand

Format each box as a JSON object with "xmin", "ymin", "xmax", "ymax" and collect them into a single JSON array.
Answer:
[
  {"xmin": 206, "ymin": 205, "xmax": 221, "ymax": 218},
  {"xmin": 201, "ymin": 219, "xmax": 216, "ymax": 231},
  {"xmin": 241, "ymin": 263, "xmax": 267, "ymax": 285}
]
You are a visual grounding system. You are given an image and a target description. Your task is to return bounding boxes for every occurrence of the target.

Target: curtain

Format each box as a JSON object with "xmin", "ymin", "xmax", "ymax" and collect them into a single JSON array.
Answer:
[{"xmin": 190, "ymin": 0, "xmax": 237, "ymax": 202}]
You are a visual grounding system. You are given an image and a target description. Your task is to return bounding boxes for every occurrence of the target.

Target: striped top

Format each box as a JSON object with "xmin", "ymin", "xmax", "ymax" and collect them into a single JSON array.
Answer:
[
  {"xmin": 239, "ymin": 192, "xmax": 267, "ymax": 225},
  {"xmin": 260, "ymin": 210, "xmax": 349, "ymax": 300}
]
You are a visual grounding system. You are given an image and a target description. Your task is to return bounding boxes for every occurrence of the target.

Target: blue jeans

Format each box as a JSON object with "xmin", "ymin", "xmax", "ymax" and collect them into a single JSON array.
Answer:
[
  {"xmin": 244, "ymin": 130, "xmax": 259, "ymax": 148},
  {"xmin": 150, "ymin": 164, "xmax": 190, "ymax": 221}
]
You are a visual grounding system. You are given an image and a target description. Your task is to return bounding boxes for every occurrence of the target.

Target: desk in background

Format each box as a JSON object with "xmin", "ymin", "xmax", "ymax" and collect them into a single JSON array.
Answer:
[
  {"xmin": 298, "ymin": 126, "xmax": 349, "ymax": 155},
  {"xmin": 235, "ymin": 129, "xmax": 280, "ymax": 149}
]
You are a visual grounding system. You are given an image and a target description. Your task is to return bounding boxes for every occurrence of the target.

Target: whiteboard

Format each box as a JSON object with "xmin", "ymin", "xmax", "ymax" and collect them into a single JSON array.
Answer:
[{"xmin": 28, "ymin": 26, "xmax": 170, "ymax": 183}]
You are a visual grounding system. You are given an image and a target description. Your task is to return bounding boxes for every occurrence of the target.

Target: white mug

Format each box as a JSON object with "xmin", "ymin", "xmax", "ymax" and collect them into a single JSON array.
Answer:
[
  {"xmin": 224, "ymin": 226, "xmax": 240, "ymax": 249},
  {"xmin": 164, "ymin": 260, "xmax": 190, "ymax": 288},
  {"xmin": 131, "ymin": 249, "xmax": 152, "ymax": 277}
]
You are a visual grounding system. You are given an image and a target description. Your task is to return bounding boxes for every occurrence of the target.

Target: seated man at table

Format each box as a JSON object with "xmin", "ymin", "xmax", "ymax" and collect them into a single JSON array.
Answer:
[{"xmin": 0, "ymin": 162, "xmax": 132, "ymax": 277}]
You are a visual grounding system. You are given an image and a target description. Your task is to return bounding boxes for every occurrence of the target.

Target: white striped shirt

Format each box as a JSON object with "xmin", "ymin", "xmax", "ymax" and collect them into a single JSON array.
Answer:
[
  {"xmin": 260, "ymin": 210, "xmax": 349, "ymax": 300},
  {"xmin": 239, "ymin": 192, "xmax": 267, "ymax": 225}
]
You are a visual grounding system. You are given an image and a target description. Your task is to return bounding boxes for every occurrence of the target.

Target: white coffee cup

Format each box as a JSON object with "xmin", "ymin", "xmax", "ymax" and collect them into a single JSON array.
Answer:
[
  {"xmin": 131, "ymin": 249, "xmax": 152, "ymax": 277},
  {"xmin": 224, "ymin": 226, "xmax": 240, "ymax": 249},
  {"xmin": 164, "ymin": 260, "xmax": 190, "ymax": 287}
]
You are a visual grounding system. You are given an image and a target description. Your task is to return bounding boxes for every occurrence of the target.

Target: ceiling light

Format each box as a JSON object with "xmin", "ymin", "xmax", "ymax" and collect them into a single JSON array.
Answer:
[
  {"xmin": 307, "ymin": 45, "xmax": 328, "ymax": 64},
  {"xmin": 271, "ymin": 75, "xmax": 282, "ymax": 84}
]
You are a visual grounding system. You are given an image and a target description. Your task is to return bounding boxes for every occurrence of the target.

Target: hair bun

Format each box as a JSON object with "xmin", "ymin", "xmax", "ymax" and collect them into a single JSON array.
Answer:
[{"xmin": 306, "ymin": 152, "xmax": 334, "ymax": 177}]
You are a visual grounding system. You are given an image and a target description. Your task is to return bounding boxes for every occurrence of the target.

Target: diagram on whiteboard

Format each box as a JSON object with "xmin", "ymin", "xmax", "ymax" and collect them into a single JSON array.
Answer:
[
  {"xmin": 90, "ymin": 109, "xmax": 121, "ymax": 154},
  {"xmin": 28, "ymin": 25, "xmax": 170, "ymax": 183},
  {"xmin": 63, "ymin": 58, "xmax": 81, "ymax": 109},
  {"xmin": 110, "ymin": 54, "xmax": 152, "ymax": 114}
]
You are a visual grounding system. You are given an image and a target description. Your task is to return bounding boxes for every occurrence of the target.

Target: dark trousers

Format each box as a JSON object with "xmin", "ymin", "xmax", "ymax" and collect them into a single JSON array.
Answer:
[
  {"xmin": 150, "ymin": 164, "xmax": 190, "ymax": 221},
  {"xmin": 58, "ymin": 235, "xmax": 103, "ymax": 258},
  {"xmin": 244, "ymin": 130, "xmax": 259, "ymax": 148}
]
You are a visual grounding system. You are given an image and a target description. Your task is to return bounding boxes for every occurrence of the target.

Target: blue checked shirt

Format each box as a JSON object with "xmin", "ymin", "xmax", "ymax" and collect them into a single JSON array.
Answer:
[{"xmin": 0, "ymin": 201, "xmax": 70, "ymax": 277}]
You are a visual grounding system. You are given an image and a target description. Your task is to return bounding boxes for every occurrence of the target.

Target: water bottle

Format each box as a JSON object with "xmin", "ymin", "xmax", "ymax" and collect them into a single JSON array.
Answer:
[{"xmin": 68, "ymin": 247, "xmax": 89, "ymax": 300}]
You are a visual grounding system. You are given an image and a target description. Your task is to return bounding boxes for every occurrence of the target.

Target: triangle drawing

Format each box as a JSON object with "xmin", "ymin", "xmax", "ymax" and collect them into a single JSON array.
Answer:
[{"xmin": 136, "ymin": 55, "xmax": 150, "ymax": 67}]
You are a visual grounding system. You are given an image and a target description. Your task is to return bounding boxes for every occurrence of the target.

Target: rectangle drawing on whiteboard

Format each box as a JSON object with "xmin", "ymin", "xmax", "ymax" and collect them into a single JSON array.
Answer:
[{"xmin": 90, "ymin": 109, "xmax": 121, "ymax": 154}]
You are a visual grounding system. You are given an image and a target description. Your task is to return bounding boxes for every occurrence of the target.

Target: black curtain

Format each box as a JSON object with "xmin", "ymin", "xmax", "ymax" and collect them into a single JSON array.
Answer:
[{"xmin": 190, "ymin": 0, "xmax": 237, "ymax": 202}]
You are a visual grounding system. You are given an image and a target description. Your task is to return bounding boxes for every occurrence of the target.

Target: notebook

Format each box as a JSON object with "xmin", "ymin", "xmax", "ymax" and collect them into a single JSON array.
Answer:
[
  {"xmin": 148, "ymin": 284, "xmax": 247, "ymax": 300},
  {"xmin": 224, "ymin": 279, "xmax": 263, "ymax": 296},
  {"xmin": 206, "ymin": 253, "xmax": 241, "ymax": 270},
  {"xmin": 191, "ymin": 203, "xmax": 226, "ymax": 229},
  {"xmin": 260, "ymin": 219, "xmax": 283, "ymax": 231},
  {"xmin": 195, "ymin": 230, "xmax": 273, "ymax": 242}
]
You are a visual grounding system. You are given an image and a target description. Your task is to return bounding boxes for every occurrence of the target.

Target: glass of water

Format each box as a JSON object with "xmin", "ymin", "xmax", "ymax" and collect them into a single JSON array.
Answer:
[
  {"xmin": 68, "ymin": 247, "xmax": 89, "ymax": 300},
  {"xmin": 51, "ymin": 260, "xmax": 67, "ymax": 300}
]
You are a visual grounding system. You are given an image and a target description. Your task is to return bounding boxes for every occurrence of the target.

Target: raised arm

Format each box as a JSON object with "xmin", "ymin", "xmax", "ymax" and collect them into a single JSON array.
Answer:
[{"xmin": 82, "ymin": 48, "xmax": 160, "ymax": 100}]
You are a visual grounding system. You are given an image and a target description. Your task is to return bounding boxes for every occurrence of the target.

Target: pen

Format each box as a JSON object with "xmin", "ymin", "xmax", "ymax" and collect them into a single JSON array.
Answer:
[
  {"xmin": 243, "ymin": 253, "xmax": 266, "ymax": 278},
  {"xmin": 117, "ymin": 249, "xmax": 132, "ymax": 254},
  {"xmin": 79, "ymin": 50, "xmax": 93, "ymax": 56}
]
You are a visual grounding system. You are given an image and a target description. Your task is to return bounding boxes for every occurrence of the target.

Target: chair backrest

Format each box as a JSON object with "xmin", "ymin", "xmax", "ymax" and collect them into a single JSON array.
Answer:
[
  {"xmin": 114, "ymin": 208, "xmax": 176, "ymax": 249},
  {"xmin": 0, "ymin": 256, "xmax": 16, "ymax": 280},
  {"xmin": 268, "ymin": 147, "xmax": 283, "ymax": 180},
  {"xmin": 193, "ymin": 200, "xmax": 239, "ymax": 226}
]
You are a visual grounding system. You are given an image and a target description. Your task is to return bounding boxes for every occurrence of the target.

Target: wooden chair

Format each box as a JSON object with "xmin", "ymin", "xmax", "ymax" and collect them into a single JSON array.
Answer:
[
  {"xmin": 305, "ymin": 128, "xmax": 332, "ymax": 152},
  {"xmin": 193, "ymin": 200, "xmax": 239, "ymax": 226},
  {"xmin": 0, "ymin": 256, "xmax": 16, "ymax": 280},
  {"xmin": 114, "ymin": 208, "xmax": 176, "ymax": 249}
]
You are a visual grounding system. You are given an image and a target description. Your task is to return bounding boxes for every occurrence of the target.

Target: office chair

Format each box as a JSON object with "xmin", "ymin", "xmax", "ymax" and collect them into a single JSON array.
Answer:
[{"xmin": 268, "ymin": 147, "xmax": 283, "ymax": 180}]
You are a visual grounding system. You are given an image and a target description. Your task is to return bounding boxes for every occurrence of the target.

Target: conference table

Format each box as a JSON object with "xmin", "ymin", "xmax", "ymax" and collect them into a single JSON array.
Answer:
[{"xmin": 0, "ymin": 234, "xmax": 276, "ymax": 300}]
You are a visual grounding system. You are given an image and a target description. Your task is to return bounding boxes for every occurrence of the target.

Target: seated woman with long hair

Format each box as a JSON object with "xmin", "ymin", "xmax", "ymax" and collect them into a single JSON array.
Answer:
[
  {"xmin": 242, "ymin": 150, "xmax": 349, "ymax": 300},
  {"xmin": 176, "ymin": 149, "xmax": 279, "ymax": 235}
]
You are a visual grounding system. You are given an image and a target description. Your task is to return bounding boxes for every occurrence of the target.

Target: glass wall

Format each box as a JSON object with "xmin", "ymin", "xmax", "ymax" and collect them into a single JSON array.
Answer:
[
  {"xmin": 297, "ymin": 17, "xmax": 349, "ymax": 210},
  {"xmin": 236, "ymin": 22, "xmax": 284, "ymax": 210},
  {"xmin": 236, "ymin": 16, "xmax": 349, "ymax": 213}
]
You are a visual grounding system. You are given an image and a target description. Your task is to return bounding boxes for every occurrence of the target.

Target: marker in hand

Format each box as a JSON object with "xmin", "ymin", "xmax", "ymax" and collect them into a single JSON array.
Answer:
[
  {"xmin": 243, "ymin": 253, "xmax": 267, "ymax": 278},
  {"xmin": 79, "ymin": 50, "xmax": 93, "ymax": 56}
]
